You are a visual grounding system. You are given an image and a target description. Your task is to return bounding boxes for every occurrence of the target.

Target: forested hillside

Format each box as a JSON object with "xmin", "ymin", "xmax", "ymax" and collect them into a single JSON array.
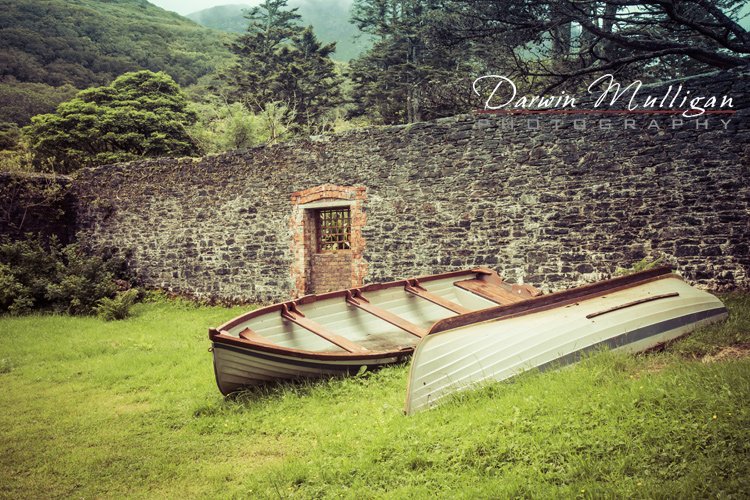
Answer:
[
  {"xmin": 186, "ymin": 1, "xmax": 371, "ymax": 61},
  {"xmin": 0, "ymin": 0, "xmax": 233, "ymax": 125},
  {"xmin": 1, "ymin": 0, "xmax": 231, "ymax": 87}
]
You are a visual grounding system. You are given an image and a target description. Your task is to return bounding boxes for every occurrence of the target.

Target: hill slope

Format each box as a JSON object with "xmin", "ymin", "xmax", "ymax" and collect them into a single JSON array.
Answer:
[
  {"xmin": 186, "ymin": 1, "xmax": 372, "ymax": 61},
  {"xmin": 0, "ymin": 0, "xmax": 234, "ymax": 128},
  {"xmin": 0, "ymin": 0, "xmax": 232, "ymax": 89}
]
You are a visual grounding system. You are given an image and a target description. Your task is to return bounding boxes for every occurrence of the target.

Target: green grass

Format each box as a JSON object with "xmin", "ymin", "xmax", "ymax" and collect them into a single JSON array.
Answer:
[{"xmin": 1, "ymin": 295, "xmax": 749, "ymax": 498}]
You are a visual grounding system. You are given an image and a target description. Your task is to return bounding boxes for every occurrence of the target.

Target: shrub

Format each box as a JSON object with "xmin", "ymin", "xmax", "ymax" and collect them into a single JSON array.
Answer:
[
  {"xmin": 614, "ymin": 256, "xmax": 664, "ymax": 276},
  {"xmin": 0, "ymin": 236, "xmax": 126, "ymax": 315},
  {"xmin": 0, "ymin": 236, "xmax": 59, "ymax": 314},
  {"xmin": 0, "ymin": 148, "xmax": 35, "ymax": 173},
  {"xmin": 45, "ymin": 244, "xmax": 119, "ymax": 315},
  {"xmin": 95, "ymin": 289, "xmax": 140, "ymax": 321},
  {"xmin": 0, "ymin": 122, "xmax": 20, "ymax": 150}
]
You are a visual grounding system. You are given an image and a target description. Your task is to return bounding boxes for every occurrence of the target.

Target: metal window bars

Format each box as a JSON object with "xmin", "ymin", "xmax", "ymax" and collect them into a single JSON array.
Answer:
[{"xmin": 317, "ymin": 208, "xmax": 351, "ymax": 252}]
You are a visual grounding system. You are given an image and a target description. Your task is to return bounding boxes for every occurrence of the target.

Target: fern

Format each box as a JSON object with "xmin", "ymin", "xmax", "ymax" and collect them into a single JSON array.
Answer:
[{"xmin": 95, "ymin": 289, "xmax": 139, "ymax": 321}]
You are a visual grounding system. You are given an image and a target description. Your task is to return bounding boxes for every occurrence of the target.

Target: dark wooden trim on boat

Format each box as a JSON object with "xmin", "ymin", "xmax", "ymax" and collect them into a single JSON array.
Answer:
[
  {"xmin": 346, "ymin": 290, "xmax": 427, "ymax": 338},
  {"xmin": 280, "ymin": 302, "xmax": 369, "ymax": 353},
  {"xmin": 404, "ymin": 279, "xmax": 472, "ymax": 314},
  {"xmin": 585, "ymin": 292, "xmax": 680, "ymax": 319},
  {"xmin": 220, "ymin": 304, "xmax": 285, "ymax": 331},
  {"xmin": 454, "ymin": 278, "xmax": 527, "ymax": 305},
  {"xmin": 210, "ymin": 327, "xmax": 403, "ymax": 360},
  {"xmin": 427, "ymin": 266, "xmax": 675, "ymax": 335}
]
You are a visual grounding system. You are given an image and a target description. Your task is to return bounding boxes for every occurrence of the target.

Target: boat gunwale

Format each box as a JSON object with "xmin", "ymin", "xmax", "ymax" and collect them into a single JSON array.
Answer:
[
  {"xmin": 212, "ymin": 338, "xmax": 410, "ymax": 363},
  {"xmin": 427, "ymin": 266, "xmax": 676, "ymax": 335},
  {"xmin": 209, "ymin": 266, "xmax": 676, "ymax": 362},
  {"xmin": 209, "ymin": 267, "xmax": 495, "ymax": 360}
]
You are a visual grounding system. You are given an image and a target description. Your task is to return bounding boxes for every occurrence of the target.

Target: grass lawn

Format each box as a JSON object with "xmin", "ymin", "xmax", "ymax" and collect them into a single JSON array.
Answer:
[{"xmin": 1, "ymin": 294, "xmax": 749, "ymax": 498}]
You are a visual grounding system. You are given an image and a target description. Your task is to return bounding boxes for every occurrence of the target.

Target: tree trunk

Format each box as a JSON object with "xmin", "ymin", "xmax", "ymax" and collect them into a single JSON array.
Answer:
[
  {"xmin": 601, "ymin": 2, "xmax": 618, "ymax": 61},
  {"xmin": 411, "ymin": 86, "xmax": 421, "ymax": 122},
  {"xmin": 552, "ymin": 20, "xmax": 571, "ymax": 58}
]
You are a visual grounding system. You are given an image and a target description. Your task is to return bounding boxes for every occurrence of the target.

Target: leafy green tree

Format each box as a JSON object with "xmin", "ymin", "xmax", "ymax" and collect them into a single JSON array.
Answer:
[
  {"xmin": 224, "ymin": 0, "xmax": 342, "ymax": 129},
  {"xmin": 189, "ymin": 101, "xmax": 259, "ymax": 153},
  {"xmin": 24, "ymin": 71, "xmax": 198, "ymax": 173}
]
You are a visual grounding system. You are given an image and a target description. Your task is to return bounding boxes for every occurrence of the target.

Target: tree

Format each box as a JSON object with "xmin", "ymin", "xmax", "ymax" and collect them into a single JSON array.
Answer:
[
  {"xmin": 437, "ymin": 0, "xmax": 750, "ymax": 93},
  {"xmin": 223, "ymin": 0, "xmax": 342, "ymax": 130},
  {"xmin": 188, "ymin": 101, "xmax": 259, "ymax": 154},
  {"xmin": 349, "ymin": 0, "xmax": 479, "ymax": 124},
  {"xmin": 290, "ymin": 27, "xmax": 344, "ymax": 127},
  {"xmin": 23, "ymin": 71, "xmax": 198, "ymax": 173}
]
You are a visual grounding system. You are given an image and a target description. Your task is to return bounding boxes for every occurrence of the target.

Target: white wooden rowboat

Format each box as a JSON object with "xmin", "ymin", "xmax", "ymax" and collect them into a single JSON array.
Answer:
[
  {"xmin": 209, "ymin": 268, "xmax": 539, "ymax": 395},
  {"xmin": 404, "ymin": 268, "xmax": 728, "ymax": 414}
]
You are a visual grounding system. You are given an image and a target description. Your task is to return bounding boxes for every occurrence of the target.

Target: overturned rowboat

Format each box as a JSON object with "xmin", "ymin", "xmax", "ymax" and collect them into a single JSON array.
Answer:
[
  {"xmin": 404, "ymin": 266, "xmax": 728, "ymax": 414},
  {"xmin": 209, "ymin": 268, "xmax": 539, "ymax": 395}
]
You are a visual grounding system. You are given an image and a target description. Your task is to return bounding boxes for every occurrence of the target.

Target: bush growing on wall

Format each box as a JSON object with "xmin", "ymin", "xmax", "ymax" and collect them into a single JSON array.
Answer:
[{"xmin": 0, "ymin": 236, "xmax": 127, "ymax": 315}]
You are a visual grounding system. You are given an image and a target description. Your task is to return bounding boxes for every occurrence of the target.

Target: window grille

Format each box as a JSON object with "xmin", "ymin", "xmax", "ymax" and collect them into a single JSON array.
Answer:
[{"xmin": 316, "ymin": 208, "xmax": 351, "ymax": 252}]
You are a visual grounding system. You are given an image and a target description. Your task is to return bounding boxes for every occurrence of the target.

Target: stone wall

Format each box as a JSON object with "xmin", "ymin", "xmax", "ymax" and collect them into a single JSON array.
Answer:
[
  {"xmin": 0, "ymin": 172, "xmax": 76, "ymax": 244},
  {"xmin": 71, "ymin": 67, "xmax": 750, "ymax": 301}
]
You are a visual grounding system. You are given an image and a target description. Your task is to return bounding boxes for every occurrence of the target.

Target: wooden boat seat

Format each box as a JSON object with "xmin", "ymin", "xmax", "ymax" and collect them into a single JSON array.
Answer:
[
  {"xmin": 346, "ymin": 290, "xmax": 427, "ymax": 338},
  {"xmin": 280, "ymin": 303, "xmax": 369, "ymax": 353},
  {"xmin": 404, "ymin": 279, "xmax": 472, "ymax": 314},
  {"xmin": 453, "ymin": 278, "xmax": 528, "ymax": 305},
  {"xmin": 238, "ymin": 327, "xmax": 277, "ymax": 346}
]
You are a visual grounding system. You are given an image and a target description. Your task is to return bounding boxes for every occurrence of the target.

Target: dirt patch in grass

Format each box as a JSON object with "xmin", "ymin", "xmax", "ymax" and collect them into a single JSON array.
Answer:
[
  {"xmin": 635, "ymin": 339, "xmax": 750, "ymax": 377},
  {"xmin": 642, "ymin": 359, "xmax": 671, "ymax": 374},
  {"xmin": 701, "ymin": 343, "xmax": 750, "ymax": 363}
]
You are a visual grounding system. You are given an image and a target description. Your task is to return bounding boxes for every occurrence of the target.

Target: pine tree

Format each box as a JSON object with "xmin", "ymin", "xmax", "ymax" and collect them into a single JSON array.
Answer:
[
  {"xmin": 349, "ymin": 0, "xmax": 477, "ymax": 124},
  {"xmin": 224, "ymin": 0, "xmax": 342, "ymax": 130}
]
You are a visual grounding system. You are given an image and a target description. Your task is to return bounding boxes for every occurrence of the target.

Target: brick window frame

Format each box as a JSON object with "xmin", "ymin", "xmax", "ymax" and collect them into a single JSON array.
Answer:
[{"xmin": 290, "ymin": 185, "xmax": 367, "ymax": 297}]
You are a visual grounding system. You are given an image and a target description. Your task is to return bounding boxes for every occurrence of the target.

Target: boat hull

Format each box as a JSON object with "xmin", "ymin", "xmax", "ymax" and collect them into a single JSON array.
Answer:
[
  {"xmin": 212, "ymin": 340, "xmax": 407, "ymax": 395},
  {"xmin": 209, "ymin": 267, "xmax": 525, "ymax": 395},
  {"xmin": 405, "ymin": 276, "xmax": 728, "ymax": 414}
]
